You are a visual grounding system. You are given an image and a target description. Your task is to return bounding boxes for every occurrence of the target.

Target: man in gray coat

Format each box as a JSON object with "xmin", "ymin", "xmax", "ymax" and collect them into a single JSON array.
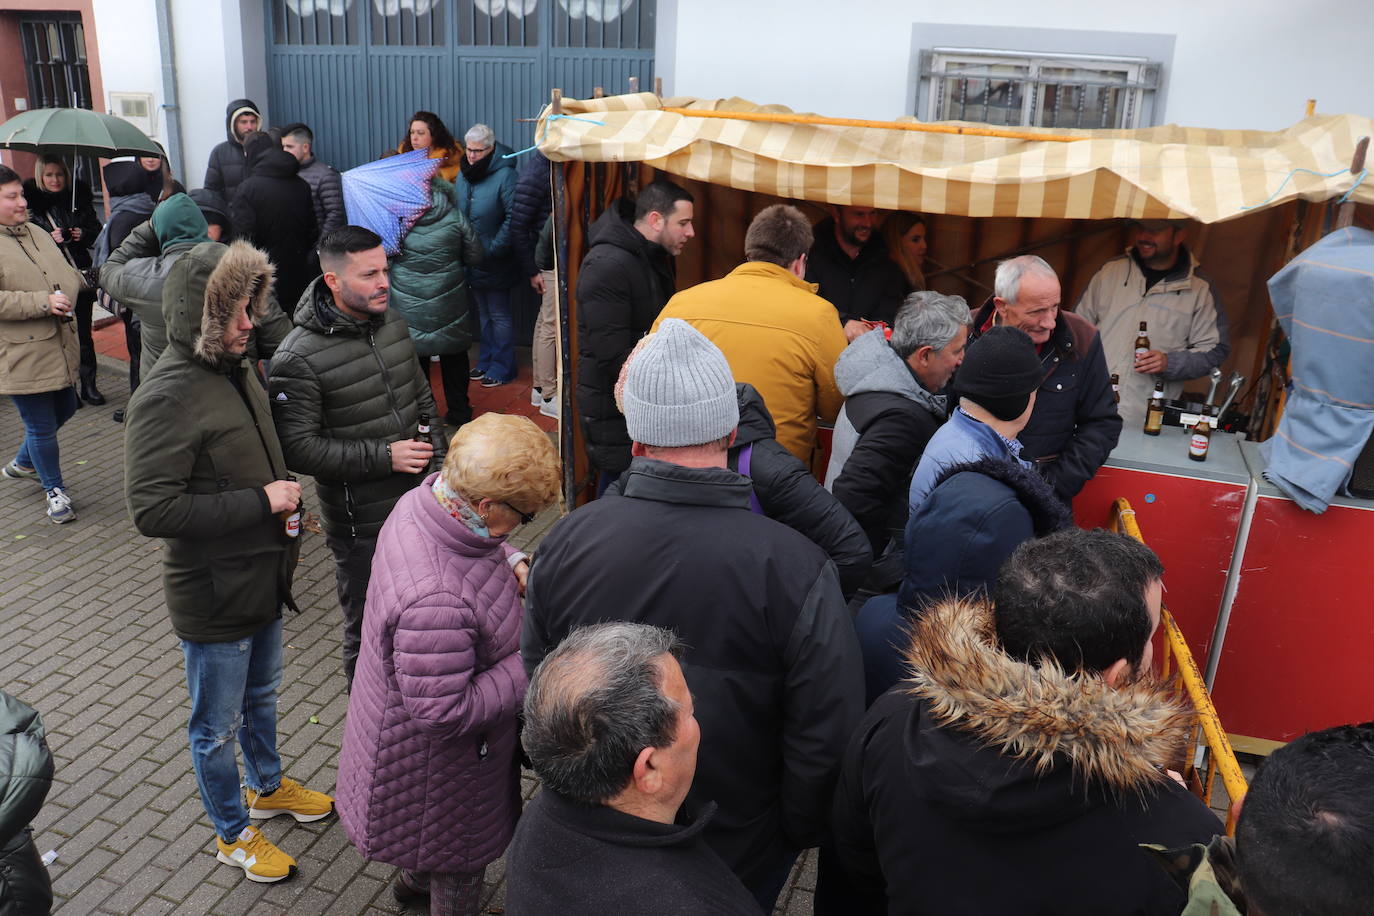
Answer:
[
  {"xmin": 281, "ymin": 123, "xmax": 346, "ymax": 238},
  {"xmin": 267, "ymin": 226, "xmax": 442, "ymax": 685}
]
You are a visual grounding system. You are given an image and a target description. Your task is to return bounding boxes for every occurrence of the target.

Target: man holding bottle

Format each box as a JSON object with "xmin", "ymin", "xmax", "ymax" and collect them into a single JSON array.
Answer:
[
  {"xmin": 267, "ymin": 226, "xmax": 444, "ymax": 686},
  {"xmin": 125, "ymin": 239, "xmax": 333, "ymax": 885},
  {"xmin": 1076, "ymin": 218, "xmax": 1230, "ymax": 424}
]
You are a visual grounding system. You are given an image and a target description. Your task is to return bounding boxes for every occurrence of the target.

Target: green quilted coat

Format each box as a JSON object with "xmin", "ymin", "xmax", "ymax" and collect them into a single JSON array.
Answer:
[{"xmin": 388, "ymin": 177, "xmax": 485, "ymax": 358}]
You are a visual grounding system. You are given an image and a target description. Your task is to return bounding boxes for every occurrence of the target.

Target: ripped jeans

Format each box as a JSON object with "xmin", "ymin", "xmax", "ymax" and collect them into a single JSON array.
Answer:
[{"xmin": 181, "ymin": 618, "xmax": 284, "ymax": 841}]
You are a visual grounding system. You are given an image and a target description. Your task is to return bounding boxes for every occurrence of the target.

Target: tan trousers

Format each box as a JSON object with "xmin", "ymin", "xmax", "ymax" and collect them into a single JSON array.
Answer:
[{"xmin": 532, "ymin": 268, "xmax": 559, "ymax": 398}]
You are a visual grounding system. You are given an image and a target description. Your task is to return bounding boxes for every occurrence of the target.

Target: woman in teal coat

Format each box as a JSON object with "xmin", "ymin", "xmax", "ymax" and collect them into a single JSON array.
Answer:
[{"xmin": 389, "ymin": 176, "xmax": 484, "ymax": 425}]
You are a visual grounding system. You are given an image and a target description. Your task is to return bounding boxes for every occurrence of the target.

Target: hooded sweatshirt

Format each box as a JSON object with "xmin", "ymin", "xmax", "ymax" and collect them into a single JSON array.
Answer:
[
  {"xmin": 203, "ymin": 98, "xmax": 261, "ymax": 200},
  {"xmin": 229, "ymin": 142, "xmax": 318, "ymax": 310},
  {"xmin": 124, "ymin": 241, "xmax": 300, "ymax": 642}
]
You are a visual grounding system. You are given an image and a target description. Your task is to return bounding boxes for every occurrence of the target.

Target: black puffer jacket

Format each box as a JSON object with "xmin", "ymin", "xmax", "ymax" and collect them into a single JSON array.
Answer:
[
  {"xmin": 970, "ymin": 300, "xmax": 1123, "ymax": 501},
  {"xmin": 23, "ymin": 177, "xmax": 101, "ymax": 270},
  {"xmin": 229, "ymin": 146, "xmax": 318, "ymax": 310},
  {"xmin": 203, "ymin": 98, "xmax": 259, "ymax": 200},
  {"xmin": 267, "ymin": 278, "xmax": 443, "ymax": 540},
  {"xmin": 508, "ymin": 149, "xmax": 552, "ymax": 279},
  {"xmin": 806, "ymin": 217, "xmax": 910, "ymax": 326},
  {"xmin": 296, "ymin": 156, "xmax": 346, "ymax": 237},
  {"xmin": 607, "ymin": 384, "xmax": 873, "ymax": 599},
  {"xmin": 0, "ymin": 691, "xmax": 54, "ymax": 916},
  {"xmin": 525, "ymin": 458, "xmax": 864, "ymax": 895},
  {"xmin": 575, "ymin": 200, "xmax": 676, "ymax": 474}
]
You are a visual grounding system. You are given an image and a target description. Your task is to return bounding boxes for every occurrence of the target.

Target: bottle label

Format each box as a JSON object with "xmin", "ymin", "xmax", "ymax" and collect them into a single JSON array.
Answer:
[
  {"xmin": 285, "ymin": 511, "xmax": 301, "ymax": 538},
  {"xmin": 1135, "ymin": 347, "xmax": 1149, "ymax": 359},
  {"xmin": 418, "ymin": 424, "xmax": 430, "ymax": 435},
  {"xmin": 1189, "ymin": 434, "xmax": 1209, "ymax": 456}
]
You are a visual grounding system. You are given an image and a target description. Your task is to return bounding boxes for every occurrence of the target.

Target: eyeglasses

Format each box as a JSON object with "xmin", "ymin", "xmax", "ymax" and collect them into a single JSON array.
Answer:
[{"xmin": 502, "ymin": 502, "xmax": 535, "ymax": 526}]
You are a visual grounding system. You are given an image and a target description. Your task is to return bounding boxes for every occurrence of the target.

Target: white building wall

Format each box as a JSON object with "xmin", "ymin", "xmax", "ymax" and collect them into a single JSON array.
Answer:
[{"xmin": 661, "ymin": 0, "xmax": 1374, "ymax": 130}]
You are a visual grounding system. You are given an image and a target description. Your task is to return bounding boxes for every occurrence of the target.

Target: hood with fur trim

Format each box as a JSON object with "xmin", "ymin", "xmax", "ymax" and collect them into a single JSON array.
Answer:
[
  {"xmin": 903, "ymin": 598, "xmax": 1194, "ymax": 821},
  {"xmin": 162, "ymin": 240, "xmax": 274, "ymax": 368}
]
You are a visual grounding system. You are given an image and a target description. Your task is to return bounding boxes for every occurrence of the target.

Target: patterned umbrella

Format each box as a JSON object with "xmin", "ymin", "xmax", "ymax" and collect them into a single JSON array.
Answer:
[{"xmin": 341, "ymin": 149, "xmax": 442, "ymax": 256}]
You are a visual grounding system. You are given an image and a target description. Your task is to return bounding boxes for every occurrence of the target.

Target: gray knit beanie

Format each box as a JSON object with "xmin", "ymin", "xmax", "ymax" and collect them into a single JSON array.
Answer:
[{"xmin": 622, "ymin": 319, "xmax": 739, "ymax": 447}]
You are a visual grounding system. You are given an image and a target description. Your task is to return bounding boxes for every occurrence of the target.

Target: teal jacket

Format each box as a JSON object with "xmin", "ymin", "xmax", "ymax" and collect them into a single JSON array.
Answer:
[
  {"xmin": 389, "ymin": 177, "xmax": 485, "ymax": 357},
  {"xmin": 453, "ymin": 145, "xmax": 517, "ymax": 289}
]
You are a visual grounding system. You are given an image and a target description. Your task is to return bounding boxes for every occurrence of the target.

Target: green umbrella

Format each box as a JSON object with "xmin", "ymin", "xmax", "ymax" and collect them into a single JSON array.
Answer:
[{"xmin": 0, "ymin": 107, "xmax": 162, "ymax": 158}]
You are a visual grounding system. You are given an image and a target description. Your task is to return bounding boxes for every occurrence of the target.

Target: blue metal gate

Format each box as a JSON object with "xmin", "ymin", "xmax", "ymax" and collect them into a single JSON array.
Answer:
[{"xmin": 265, "ymin": 0, "xmax": 656, "ymax": 172}]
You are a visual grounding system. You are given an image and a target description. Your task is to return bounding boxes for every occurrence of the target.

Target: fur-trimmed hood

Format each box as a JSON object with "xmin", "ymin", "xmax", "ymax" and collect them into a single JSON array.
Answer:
[
  {"xmin": 902, "ymin": 597, "xmax": 1194, "ymax": 821},
  {"xmin": 162, "ymin": 240, "xmax": 274, "ymax": 367}
]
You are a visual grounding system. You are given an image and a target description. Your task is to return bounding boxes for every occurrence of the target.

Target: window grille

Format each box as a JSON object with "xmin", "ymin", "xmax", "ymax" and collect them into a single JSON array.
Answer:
[
  {"xmin": 459, "ymin": 0, "xmax": 538, "ymax": 47},
  {"xmin": 554, "ymin": 0, "xmax": 654, "ymax": 50},
  {"xmin": 272, "ymin": 0, "xmax": 359, "ymax": 46},
  {"xmin": 920, "ymin": 47, "xmax": 1159, "ymax": 129}
]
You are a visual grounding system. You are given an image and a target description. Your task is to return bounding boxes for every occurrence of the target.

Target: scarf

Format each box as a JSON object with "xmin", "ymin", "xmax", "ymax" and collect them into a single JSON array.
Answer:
[{"xmin": 432, "ymin": 474, "xmax": 491, "ymax": 537}]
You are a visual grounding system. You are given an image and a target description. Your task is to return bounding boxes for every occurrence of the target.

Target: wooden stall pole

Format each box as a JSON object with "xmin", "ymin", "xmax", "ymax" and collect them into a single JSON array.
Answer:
[
  {"xmin": 654, "ymin": 76, "xmax": 663, "ymax": 99},
  {"xmin": 1305, "ymin": 99, "xmax": 1316, "ymax": 117},
  {"xmin": 1335, "ymin": 136, "xmax": 1369, "ymax": 231},
  {"xmin": 550, "ymin": 88, "xmax": 577, "ymax": 509}
]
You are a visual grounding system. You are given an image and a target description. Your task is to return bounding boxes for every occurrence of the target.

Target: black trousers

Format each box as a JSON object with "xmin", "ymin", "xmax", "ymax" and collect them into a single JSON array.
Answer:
[
  {"xmin": 324, "ymin": 533, "xmax": 379, "ymax": 688},
  {"xmin": 419, "ymin": 352, "xmax": 471, "ymax": 426},
  {"xmin": 74, "ymin": 289, "xmax": 98, "ymax": 389}
]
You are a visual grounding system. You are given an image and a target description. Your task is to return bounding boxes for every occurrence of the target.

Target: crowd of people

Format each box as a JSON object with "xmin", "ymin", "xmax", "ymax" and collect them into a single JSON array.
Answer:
[{"xmin": 0, "ymin": 97, "xmax": 1362, "ymax": 916}]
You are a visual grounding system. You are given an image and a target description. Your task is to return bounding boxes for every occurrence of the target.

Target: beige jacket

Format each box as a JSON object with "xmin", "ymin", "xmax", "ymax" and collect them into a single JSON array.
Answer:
[
  {"xmin": 0, "ymin": 222, "xmax": 83, "ymax": 395},
  {"xmin": 1075, "ymin": 246, "xmax": 1229, "ymax": 423}
]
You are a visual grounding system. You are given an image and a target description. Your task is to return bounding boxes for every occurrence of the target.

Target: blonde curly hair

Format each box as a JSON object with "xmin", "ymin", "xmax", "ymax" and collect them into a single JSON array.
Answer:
[{"xmin": 441, "ymin": 413, "xmax": 561, "ymax": 515}]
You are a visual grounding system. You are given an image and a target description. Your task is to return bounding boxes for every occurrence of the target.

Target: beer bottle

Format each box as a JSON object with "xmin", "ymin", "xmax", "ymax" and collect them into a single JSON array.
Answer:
[
  {"xmin": 1110, "ymin": 373, "xmax": 1121, "ymax": 404},
  {"xmin": 281, "ymin": 474, "xmax": 302, "ymax": 538},
  {"xmin": 1188, "ymin": 409, "xmax": 1213, "ymax": 462},
  {"xmin": 415, "ymin": 413, "xmax": 433, "ymax": 475},
  {"xmin": 1143, "ymin": 382, "xmax": 1165, "ymax": 436},
  {"xmin": 1134, "ymin": 321, "xmax": 1150, "ymax": 361}
]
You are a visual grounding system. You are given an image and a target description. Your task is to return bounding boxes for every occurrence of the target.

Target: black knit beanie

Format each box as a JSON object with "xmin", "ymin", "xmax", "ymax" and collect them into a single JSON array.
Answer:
[{"xmin": 954, "ymin": 326, "xmax": 1043, "ymax": 421}]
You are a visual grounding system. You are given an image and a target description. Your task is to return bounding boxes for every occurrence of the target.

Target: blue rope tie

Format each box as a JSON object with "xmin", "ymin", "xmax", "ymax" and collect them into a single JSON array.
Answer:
[
  {"xmin": 1242, "ymin": 165, "xmax": 1366, "ymax": 210},
  {"xmin": 503, "ymin": 114, "xmax": 608, "ymax": 159}
]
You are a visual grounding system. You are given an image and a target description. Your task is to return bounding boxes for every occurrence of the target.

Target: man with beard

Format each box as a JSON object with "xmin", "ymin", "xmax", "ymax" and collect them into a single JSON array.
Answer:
[
  {"xmin": 826, "ymin": 528, "xmax": 1221, "ymax": 915},
  {"xmin": 806, "ymin": 205, "xmax": 909, "ymax": 340},
  {"xmin": 267, "ymin": 226, "xmax": 443, "ymax": 686},
  {"xmin": 1076, "ymin": 219, "xmax": 1230, "ymax": 423},
  {"xmin": 203, "ymin": 99, "xmax": 262, "ymax": 201}
]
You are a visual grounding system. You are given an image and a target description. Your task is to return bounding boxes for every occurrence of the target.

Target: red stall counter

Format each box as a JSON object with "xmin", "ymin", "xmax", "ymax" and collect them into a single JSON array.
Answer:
[{"xmin": 1074, "ymin": 426, "xmax": 1251, "ymax": 665}]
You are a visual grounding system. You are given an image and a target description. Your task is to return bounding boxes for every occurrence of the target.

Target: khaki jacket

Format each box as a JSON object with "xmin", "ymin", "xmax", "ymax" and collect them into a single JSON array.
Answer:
[
  {"xmin": 1076, "ymin": 246, "xmax": 1229, "ymax": 423},
  {"xmin": 0, "ymin": 223, "xmax": 83, "ymax": 395},
  {"xmin": 656, "ymin": 261, "xmax": 847, "ymax": 465}
]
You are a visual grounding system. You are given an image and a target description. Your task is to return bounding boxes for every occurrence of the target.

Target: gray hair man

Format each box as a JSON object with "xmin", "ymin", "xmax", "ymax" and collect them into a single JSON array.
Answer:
[
  {"xmin": 969, "ymin": 254, "xmax": 1122, "ymax": 501},
  {"xmin": 506, "ymin": 623, "xmax": 758, "ymax": 914},
  {"xmin": 826, "ymin": 291, "xmax": 970, "ymax": 588},
  {"xmin": 279, "ymin": 122, "xmax": 345, "ymax": 236},
  {"xmin": 524, "ymin": 319, "xmax": 862, "ymax": 911}
]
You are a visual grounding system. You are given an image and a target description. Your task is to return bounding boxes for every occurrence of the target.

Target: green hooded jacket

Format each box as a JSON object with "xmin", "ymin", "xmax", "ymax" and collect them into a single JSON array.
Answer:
[
  {"xmin": 124, "ymin": 240, "xmax": 300, "ymax": 643},
  {"xmin": 388, "ymin": 177, "xmax": 485, "ymax": 358}
]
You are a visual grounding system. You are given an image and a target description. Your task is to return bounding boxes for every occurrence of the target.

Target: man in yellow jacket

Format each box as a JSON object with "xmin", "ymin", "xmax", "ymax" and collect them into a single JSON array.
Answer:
[{"xmin": 654, "ymin": 205, "xmax": 846, "ymax": 466}]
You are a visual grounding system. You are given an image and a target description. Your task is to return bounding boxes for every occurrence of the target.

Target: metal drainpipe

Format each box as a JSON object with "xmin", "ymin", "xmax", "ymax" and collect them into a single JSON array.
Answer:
[{"xmin": 154, "ymin": 0, "xmax": 186, "ymax": 183}]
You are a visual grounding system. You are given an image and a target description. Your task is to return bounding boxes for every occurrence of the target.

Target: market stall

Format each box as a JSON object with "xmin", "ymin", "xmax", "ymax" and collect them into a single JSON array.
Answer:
[{"xmin": 536, "ymin": 90, "xmax": 1374, "ymax": 746}]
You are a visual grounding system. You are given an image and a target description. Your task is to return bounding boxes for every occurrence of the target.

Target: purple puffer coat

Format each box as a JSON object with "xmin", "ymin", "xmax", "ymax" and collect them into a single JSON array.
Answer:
[{"xmin": 337, "ymin": 473, "xmax": 527, "ymax": 872}]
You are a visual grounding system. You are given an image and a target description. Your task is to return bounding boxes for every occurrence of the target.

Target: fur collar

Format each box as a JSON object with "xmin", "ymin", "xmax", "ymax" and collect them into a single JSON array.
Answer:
[
  {"xmin": 195, "ymin": 241, "xmax": 274, "ymax": 365},
  {"xmin": 904, "ymin": 598, "xmax": 1194, "ymax": 794}
]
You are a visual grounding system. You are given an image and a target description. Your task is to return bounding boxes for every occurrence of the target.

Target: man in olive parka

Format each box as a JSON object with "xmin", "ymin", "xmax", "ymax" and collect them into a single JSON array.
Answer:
[{"xmin": 124, "ymin": 239, "xmax": 333, "ymax": 885}]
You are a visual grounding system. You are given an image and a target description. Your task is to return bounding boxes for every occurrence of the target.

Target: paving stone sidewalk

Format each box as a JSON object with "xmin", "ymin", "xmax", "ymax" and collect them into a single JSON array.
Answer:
[{"xmin": 0, "ymin": 357, "xmax": 820, "ymax": 915}]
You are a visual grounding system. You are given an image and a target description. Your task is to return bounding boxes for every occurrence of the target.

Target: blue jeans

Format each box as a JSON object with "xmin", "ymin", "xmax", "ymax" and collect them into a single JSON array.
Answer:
[
  {"xmin": 182, "ymin": 618, "xmax": 284, "ymax": 841},
  {"xmin": 10, "ymin": 387, "xmax": 78, "ymax": 491},
  {"xmin": 473, "ymin": 287, "xmax": 516, "ymax": 383}
]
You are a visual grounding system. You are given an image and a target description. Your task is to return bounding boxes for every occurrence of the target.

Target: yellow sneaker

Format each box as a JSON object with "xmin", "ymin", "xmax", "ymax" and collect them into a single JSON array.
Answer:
[
  {"xmin": 246, "ymin": 776, "xmax": 334, "ymax": 823},
  {"xmin": 215, "ymin": 825, "xmax": 297, "ymax": 883}
]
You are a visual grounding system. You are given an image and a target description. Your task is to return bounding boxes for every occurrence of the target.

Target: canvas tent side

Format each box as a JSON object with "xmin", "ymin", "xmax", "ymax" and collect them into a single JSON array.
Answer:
[{"xmin": 535, "ymin": 92, "xmax": 1374, "ymax": 503}]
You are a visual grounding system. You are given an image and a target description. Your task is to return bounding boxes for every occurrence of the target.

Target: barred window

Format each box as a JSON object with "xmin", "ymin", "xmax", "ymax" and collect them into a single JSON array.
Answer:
[
  {"xmin": 272, "ymin": 0, "xmax": 359, "ymax": 46},
  {"xmin": 459, "ymin": 0, "xmax": 538, "ymax": 47},
  {"xmin": 920, "ymin": 48, "xmax": 1159, "ymax": 130},
  {"xmin": 373, "ymin": 0, "xmax": 444, "ymax": 46},
  {"xmin": 554, "ymin": 0, "xmax": 654, "ymax": 50}
]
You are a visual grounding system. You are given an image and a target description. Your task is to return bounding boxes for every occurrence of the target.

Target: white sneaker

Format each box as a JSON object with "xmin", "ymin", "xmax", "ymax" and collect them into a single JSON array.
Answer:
[
  {"xmin": 539, "ymin": 396, "xmax": 560, "ymax": 420},
  {"xmin": 46, "ymin": 487, "xmax": 76, "ymax": 524},
  {"xmin": 530, "ymin": 386, "xmax": 543, "ymax": 407}
]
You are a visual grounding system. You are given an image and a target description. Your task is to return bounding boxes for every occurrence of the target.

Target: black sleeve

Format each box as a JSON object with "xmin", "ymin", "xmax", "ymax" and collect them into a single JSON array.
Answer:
[
  {"xmin": 825, "ymin": 706, "xmax": 894, "ymax": 916},
  {"xmin": 576, "ymin": 255, "xmax": 640, "ymax": 389},
  {"xmin": 751, "ymin": 440, "xmax": 873, "ymax": 600},
  {"xmin": 832, "ymin": 408, "xmax": 935, "ymax": 552},
  {"xmin": 509, "ymin": 151, "xmax": 553, "ymax": 278},
  {"xmin": 1043, "ymin": 334, "xmax": 1123, "ymax": 501}
]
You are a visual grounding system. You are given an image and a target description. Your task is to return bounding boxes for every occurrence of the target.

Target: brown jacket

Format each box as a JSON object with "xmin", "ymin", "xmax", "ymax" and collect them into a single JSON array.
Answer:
[{"xmin": 0, "ymin": 222, "xmax": 83, "ymax": 395}]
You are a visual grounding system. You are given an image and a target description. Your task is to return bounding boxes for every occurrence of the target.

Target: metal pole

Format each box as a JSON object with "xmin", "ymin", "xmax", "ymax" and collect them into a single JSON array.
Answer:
[
  {"xmin": 551, "ymin": 89, "xmax": 576, "ymax": 511},
  {"xmin": 1203, "ymin": 477, "xmax": 1260, "ymax": 689},
  {"xmin": 153, "ymin": 0, "xmax": 186, "ymax": 182}
]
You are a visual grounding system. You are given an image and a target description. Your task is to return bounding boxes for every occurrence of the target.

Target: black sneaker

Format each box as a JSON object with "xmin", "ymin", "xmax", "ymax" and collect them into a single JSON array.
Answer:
[
  {"xmin": 480, "ymin": 376, "xmax": 506, "ymax": 388},
  {"xmin": 467, "ymin": 367, "xmax": 484, "ymax": 380}
]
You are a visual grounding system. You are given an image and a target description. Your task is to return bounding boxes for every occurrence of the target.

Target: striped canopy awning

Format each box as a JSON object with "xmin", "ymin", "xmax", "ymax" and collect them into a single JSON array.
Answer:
[{"xmin": 537, "ymin": 93, "xmax": 1374, "ymax": 224}]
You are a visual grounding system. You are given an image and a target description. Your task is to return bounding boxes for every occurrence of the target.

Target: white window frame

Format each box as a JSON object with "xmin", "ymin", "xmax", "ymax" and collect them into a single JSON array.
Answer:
[{"xmin": 921, "ymin": 46, "xmax": 1160, "ymax": 130}]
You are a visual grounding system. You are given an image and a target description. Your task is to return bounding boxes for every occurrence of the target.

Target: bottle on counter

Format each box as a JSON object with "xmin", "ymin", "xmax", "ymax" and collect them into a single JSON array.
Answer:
[
  {"xmin": 1188, "ymin": 409, "xmax": 1213, "ymax": 462},
  {"xmin": 1110, "ymin": 373, "xmax": 1121, "ymax": 404},
  {"xmin": 1134, "ymin": 321, "xmax": 1150, "ymax": 360},
  {"xmin": 415, "ymin": 413, "xmax": 434, "ymax": 475},
  {"xmin": 281, "ymin": 474, "xmax": 302, "ymax": 538},
  {"xmin": 1143, "ymin": 382, "xmax": 1165, "ymax": 436}
]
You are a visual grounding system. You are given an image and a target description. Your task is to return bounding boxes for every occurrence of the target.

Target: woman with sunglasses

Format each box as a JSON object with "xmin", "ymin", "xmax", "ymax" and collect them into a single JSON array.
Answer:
[{"xmin": 337, "ymin": 411, "xmax": 559, "ymax": 914}]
